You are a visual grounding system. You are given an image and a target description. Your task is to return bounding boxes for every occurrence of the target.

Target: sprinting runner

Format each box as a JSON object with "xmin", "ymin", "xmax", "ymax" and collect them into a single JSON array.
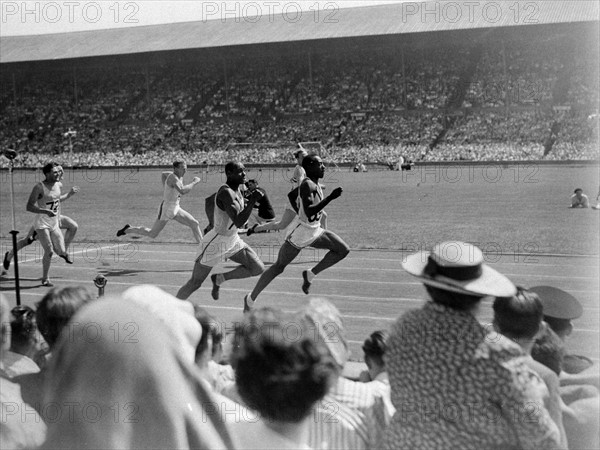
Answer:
[
  {"xmin": 26, "ymin": 162, "xmax": 79, "ymax": 286},
  {"xmin": 3, "ymin": 165, "xmax": 78, "ymax": 271},
  {"xmin": 117, "ymin": 160, "xmax": 203, "ymax": 243},
  {"xmin": 243, "ymin": 154, "xmax": 349, "ymax": 312},
  {"xmin": 176, "ymin": 161, "xmax": 265, "ymax": 301}
]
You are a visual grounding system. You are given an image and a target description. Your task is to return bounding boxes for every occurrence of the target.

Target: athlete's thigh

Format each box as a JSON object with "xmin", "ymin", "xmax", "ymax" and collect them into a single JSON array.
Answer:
[
  {"xmin": 274, "ymin": 241, "xmax": 302, "ymax": 266},
  {"xmin": 59, "ymin": 215, "xmax": 77, "ymax": 230},
  {"xmin": 229, "ymin": 245, "xmax": 263, "ymax": 271},
  {"xmin": 173, "ymin": 208, "xmax": 198, "ymax": 227},
  {"xmin": 310, "ymin": 230, "xmax": 348, "ymax": 253},
  {"xmin": 36, "ymin": 229, "xmax": 53, "ymax": 251},
  {"xmin": 48, "ymin": 227, "xmax": 66, "ymax": 253},
  {"xmin": 190, "ymin": 258, "xmax": 212, "ymax": 282}
]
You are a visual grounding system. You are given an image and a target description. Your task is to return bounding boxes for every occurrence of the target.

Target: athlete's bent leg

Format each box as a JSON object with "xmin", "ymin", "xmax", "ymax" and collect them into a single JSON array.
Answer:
[
  {"xmin": 250, "ymin": 242, "xmax": 300, "ymax": 301},
  {"xmin": 60, "ymin": 215, "xmax": 78, "ymax": 250},
  {"xmin": 173, "ymin": 209, "xmax": 203, "ymax": 243},
  {"xmin": 126, "ymin": 220, "xmax": 168, "ymax": 239},
  {"xmin": 309, "ymin": 230, "xmax": 350, "ymax": 275},
  {"xmin": 176, "ymin": 260, "xmax": 212, "ymax": 300},
  {"xmin": 224, "ymin": 247, "xmax": 265, "ymax": 282}
]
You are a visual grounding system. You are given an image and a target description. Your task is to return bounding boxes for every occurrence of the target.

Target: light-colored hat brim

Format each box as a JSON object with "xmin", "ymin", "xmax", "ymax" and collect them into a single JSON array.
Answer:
[{"xmin": 402, "ymin": 251, "xmax": 517, "ymax": 298}]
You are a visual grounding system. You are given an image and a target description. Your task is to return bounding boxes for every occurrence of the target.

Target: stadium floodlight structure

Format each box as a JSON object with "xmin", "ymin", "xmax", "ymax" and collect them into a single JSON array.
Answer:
[
  {"xmin": 2, "ymin": 148, "xmax": 21, "ymax": 305},
  {"xmin": 64, "ymin": 128, "xmax": 77, "ymax": 167}
]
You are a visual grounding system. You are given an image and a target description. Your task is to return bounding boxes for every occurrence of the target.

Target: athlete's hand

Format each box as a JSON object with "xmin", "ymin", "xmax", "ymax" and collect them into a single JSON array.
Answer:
[
  {"xmin": 69, "ymin": 186, "xmax": 80, "ymax": 196},
  {"xmin": 192, "ymin": 177, "xmax": 201, "ymax": 184},
  {"xmin": 251, "ymin": 189, "xmax": 264, "ymax": 201},
  {"xmin": 46, "ymin": 210, "xmax": 57, "ymax": 217},
  {"xmin": 329, "ymin": 187, "xmax": 343, "ymax": 200}
]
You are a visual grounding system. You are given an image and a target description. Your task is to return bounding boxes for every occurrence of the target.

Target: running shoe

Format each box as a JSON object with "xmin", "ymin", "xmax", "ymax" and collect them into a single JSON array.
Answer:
[
  {"xmin": 116, "ymin": 224, "xmax": 130, "ymax": 237},
  {"xmin": 3, "ymin": 252, "xmax": 10, "ymax": 270},
  {"xmin": 41, "ymin": 279, "xmax": 54, "ymax": 287},
  {"xmin": 246, "ymin": 224, "xmax": 258, "ymax": 236},
  {"xmin": 243, "ymin": 293, "xmax": 253, "ymax": 313},
  {"xmin": 301, "ymin": 270, "xmax": 311, "ymax": 295},
  {"xmin": 60, "ymin": 254, "xmax": 73, "ymax": 264},
  {"xmin": 211, "ymin": 274, "xmax": 221, "ymax": 300}
]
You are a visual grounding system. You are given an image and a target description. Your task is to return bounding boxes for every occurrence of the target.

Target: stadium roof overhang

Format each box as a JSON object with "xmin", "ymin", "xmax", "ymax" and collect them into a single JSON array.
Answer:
[{"xmin": 1, "ymin": 0, "xmax": 598, "ymax": 64}]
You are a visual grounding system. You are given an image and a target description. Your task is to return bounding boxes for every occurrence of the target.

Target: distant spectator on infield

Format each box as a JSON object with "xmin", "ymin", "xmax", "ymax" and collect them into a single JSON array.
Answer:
[{"xmin": 570, "ymin": 188, "xmax": 590, "ymax": 208}]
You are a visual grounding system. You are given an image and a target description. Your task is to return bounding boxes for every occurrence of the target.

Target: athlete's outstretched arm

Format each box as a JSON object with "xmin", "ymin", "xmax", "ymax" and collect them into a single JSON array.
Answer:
[{"xmin": 171, "ymin": 175, "xmax": 201, "ymax": 195}]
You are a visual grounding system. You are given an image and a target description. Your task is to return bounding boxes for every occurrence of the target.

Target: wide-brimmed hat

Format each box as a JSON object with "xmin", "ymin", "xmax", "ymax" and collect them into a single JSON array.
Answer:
[
  {"xmin": 402, "ymin": 241, "xmax": 517, "ymax": 297},
  {"xmin": 529, "ymin": 286, "xmax": 583, "ymax": 320}
]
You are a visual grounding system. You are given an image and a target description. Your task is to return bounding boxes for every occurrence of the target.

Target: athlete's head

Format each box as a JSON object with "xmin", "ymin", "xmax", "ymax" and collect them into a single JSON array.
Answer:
[
  {"xmin": 225, "ymin": 161, "xmax": 246, "ymax": 185},
  {"xmin": 173, "ymin": 161, "xmax": 187, "ymax": 176},
  {"xmin": 302, "ymin": 154, "xmax": 325, "ymax": 180},
  {"xmin": 42, "ymin": 162, "xmax": 61, "ymax": 181}
]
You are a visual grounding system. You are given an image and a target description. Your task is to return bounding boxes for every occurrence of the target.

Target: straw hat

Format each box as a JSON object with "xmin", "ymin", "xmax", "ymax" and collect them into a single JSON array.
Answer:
[{"xmin": 402, "ymin": 241, "xmax": 517, "ymax": 298}]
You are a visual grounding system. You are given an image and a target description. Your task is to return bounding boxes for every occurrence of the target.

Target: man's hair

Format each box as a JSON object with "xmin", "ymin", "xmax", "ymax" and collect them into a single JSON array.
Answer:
[
  {"xmin": 493, "ymin": 288, "xmax": 543, "ymax": 340},
  {"xmin": 301, "ymin": 154, "xmax": 320, "ymax": 172},
  {"xmin": 425, "ymin": 285, "xmax": 482, "ymax": 311},
  {"xmin": 362, "ymin": 330, "xmax": 388, "ymax": 367},
  {"xmin": 42, "ymin": 161, "xmax": 59, "ymax": 175},
  {"xmin": 173, "ymin": 161, "xmax": 185, "ymax": 169},
  {"xmin": 36, "ymin": 286, "xmax": 94, "ymax": 347},
  {"xmin": 532, "ymin": 323, "xmax": 565, "ymax": 375},
  {"xmin": 10, "ymin": 305, "xmax": 37, "ymax": 348},
  {"xmin": 224, "ymin": 161, "xmax": 240, "ymax": 175},
  {"xmin": 231, "ymin": 307, "xmax": 338, "ymax": 423}
]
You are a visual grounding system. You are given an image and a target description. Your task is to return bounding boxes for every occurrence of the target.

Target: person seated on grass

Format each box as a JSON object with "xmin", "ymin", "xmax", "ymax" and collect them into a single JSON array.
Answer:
[
  {"xmin": 2, "ymin": 305, "xmax": 45, "ymax": 378},
  {"xmin": 570, "ymin": 188, "xmax": 590, "ymax": 208},
  {"xmin": 493, "ymin": 288, "xmax": 568, "ymax": 449},
  {"xmin": 0, "ymin": 293, "xmax": 47, "ymax": 449},
  {"xmin": 228, "ymin": 306, "xmax": 339, "ymax": 449},
  {"xmin": 301, "ymin": 297, "xmax": 391, "ymax": 450}
]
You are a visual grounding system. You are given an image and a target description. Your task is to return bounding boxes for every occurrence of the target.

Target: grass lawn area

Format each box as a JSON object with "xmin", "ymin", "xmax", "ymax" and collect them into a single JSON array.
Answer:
[{"xmin": 2, "ymin": 162, "xmax": 598, "ymax": 256}]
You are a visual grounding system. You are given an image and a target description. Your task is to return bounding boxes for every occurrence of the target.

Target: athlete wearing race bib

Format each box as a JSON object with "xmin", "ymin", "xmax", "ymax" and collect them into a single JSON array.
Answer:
[
  {"xmin": 176, "ymin": 161, "xmax": 265, "ymax": 302},
  {"xmin": 244, "ymin": 154, "xmax": 350, "ymax": 312},
  {"xmin": 26, "ymin": 162, "xmax": 79, "ymax": 286}
]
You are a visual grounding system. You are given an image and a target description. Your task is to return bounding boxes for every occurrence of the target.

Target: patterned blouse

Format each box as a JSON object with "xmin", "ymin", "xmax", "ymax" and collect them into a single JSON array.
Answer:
[{"xmin": 384, "ymin": 301, "xmax": 561, "ymax": 450}]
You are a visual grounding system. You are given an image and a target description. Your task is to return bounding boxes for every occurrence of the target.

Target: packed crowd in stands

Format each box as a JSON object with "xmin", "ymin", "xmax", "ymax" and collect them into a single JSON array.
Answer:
[
  {"xmin": 1, "ymin": 240, "xmax": 598, "ymax": 449},
  {"xmin": 0, "ymin": 31, "xmax": 597, "ymax": 169}
]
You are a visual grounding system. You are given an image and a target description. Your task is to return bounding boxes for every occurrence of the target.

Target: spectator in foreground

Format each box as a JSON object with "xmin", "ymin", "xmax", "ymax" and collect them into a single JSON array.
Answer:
[
  {"xmin": 229, "ymin": 307, "xmax": 338, "ymax": 449},
  {"xmin": 530, "ymin": 285, "xmax": 594, "ymax": 375},
  {"xmin": 3, "ymin": 305, "xmax": 44, "ymax": 378},
  {"xmin": 570, "ymin": 188, "xmax": 590, "ymax": 208},
  {"xmin": 14, "ymin": 285, "xmax": 94, "ymax": 414},
  {"xmin": 358, "ymin": 329, "xmax": 396, "ymax": 420},
  {"xmin": 0, "ymin": 294, "xmax": 47, "ymax": 448},
  {"xmin": 493, "ymin": 288, "xmax": 568, "ymax": 449},
  {"xmin": 385, "ymin": 241, "xmax": 561, "ymax": 449},
  {"xmin": 40, "ymin": 295, "xmax": 234, "ymax": 450},
  {"xmin": 302, "ymin": 297, "xmax": 390, "ymax": 450}
]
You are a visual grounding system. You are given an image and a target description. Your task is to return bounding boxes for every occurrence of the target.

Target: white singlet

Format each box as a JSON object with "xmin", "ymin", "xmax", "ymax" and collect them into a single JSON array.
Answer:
[{"xmin": 34, "ymin": 182, "xmax": 61, "ymax": 230}]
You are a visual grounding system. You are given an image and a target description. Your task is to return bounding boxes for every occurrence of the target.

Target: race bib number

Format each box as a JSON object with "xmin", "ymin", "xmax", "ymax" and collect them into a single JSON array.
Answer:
[{"xmin": 46, "ymin": 200, "xmax": 59, "ymax": 213}]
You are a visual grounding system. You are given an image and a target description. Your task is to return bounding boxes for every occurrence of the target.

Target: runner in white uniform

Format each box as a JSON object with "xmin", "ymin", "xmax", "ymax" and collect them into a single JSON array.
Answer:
[
  {"xmin": 244, "ymin": 155, "xmax": 349, "ymax": 312},
  {"xmin": 25, "ymin": 162, "xmax": 79, "ymax": 286},
  {"xmin": 117, "ymin": 161, "xmax": 203, "ymax": 243},
  {"xmin": 3, "ymin": 166, "xmax": 78, "ymax": 271},
  {"xmin": 247, "ymin": 147, "xmax": 327, "ymax": 235},
  {"xmin": 176, "ymin": 161, "xmax": 265, "ymax": 302}
]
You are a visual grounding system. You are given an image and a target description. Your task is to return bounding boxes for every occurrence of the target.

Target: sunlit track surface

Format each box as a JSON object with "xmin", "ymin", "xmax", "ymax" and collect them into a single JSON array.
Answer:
[{"xmin": 1, "ymin": 242, "xmax": 598, "ymax": 364}]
